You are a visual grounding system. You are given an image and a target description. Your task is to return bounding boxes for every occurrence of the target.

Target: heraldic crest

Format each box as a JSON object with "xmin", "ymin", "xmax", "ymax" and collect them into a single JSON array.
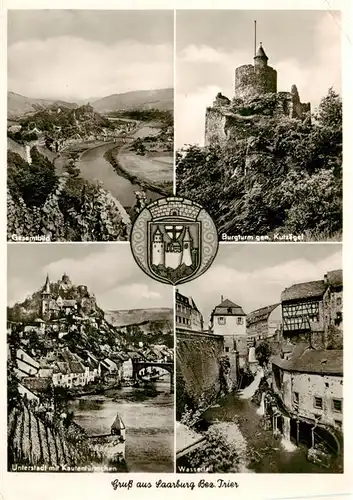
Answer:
[{"xmin": 130, "ymin": 197, "xmax": 219, "ymax": 285}]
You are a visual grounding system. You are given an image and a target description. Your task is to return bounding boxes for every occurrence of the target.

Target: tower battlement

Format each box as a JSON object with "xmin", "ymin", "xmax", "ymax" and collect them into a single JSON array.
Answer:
[{"xmin": 148, "ymin": 197, "xmax": 202, "ymax": 221}]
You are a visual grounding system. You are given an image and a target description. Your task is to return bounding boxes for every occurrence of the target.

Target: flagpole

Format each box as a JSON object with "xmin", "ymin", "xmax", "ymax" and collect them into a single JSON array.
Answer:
[{"xmin": 254, "ymin": 20, "xmax": 257, "ymax": 56}]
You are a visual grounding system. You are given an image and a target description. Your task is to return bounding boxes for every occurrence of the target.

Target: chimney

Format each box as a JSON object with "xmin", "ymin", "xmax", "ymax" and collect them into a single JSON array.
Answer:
[
  {"xmin": 221, "ymin": 295, "xmax": 224, "ymax": 302},
  {"xmin": 324, "ymin": 273, "xmax": 328, "ymax": 284}
]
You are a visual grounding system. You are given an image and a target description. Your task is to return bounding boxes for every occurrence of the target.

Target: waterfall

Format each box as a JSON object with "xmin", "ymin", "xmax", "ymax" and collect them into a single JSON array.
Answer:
[
  {"xmin": 239, "ymin": 367, "xmax": 264, "ymax": 399},
  {"xmin": 280, "ymin": 416, "xmax": 296, "ymax": 452},
  {"xmin": 256, "ymin": 392, "xmax": 265, "ymax": 416}
]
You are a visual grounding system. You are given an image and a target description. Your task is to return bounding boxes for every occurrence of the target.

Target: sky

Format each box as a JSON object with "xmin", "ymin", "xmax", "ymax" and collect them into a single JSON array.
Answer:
[
  {"xmin": 178, "ymin": 243, "xmax": 342, "ymax": 328},
  {"xmin": 7, "ymin": 243, "xmax": 173, "ymax": 311},
  {"xmin": 175, "ymin": 10, "xmax": 342, "ymax": 147},
  {"xmin": 8, "ymin": 10, "xmax": 173, "ymax": 101}
]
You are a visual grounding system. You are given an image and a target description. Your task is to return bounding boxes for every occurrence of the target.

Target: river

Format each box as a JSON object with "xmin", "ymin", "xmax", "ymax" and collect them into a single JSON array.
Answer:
[
  {"xmin": 68, "ymin": 379, "xmax": 174, "ymax": 472},
  {"xmin": 202, "ymin": 391, "xmax": 340, "ymax": 473},
  {"xmin": 77, "ymin": 142, "xmax": 160, "ymax": 208}
]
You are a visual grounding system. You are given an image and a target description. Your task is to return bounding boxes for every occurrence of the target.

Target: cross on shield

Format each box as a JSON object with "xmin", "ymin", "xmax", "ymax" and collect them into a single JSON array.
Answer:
[{"xmin": 165, "ymin": 225, "xmax": 183, "ymax": 241}]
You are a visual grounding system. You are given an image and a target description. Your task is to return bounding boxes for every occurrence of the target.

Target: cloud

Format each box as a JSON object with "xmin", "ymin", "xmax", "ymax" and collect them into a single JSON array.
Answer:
[
  {"xmin": 180, "ymin": 248, "xmax": 342, "ymax": 325},
  {"xmin": 8, "ymin": 36, "xmax": 173, "ymax": 100},
  {"xmin": 175, "ymin": 85, "xmax": 221, "ymax": 148},
  {"xmin": 38, "ymin": 246, "xmax": 171, "ymax": 311}
]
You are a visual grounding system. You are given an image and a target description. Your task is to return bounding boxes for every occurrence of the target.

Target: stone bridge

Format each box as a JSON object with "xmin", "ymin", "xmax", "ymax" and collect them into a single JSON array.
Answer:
[{"xmin": 132, "ymin": 361, "xmax": 174, "ymax": 393}]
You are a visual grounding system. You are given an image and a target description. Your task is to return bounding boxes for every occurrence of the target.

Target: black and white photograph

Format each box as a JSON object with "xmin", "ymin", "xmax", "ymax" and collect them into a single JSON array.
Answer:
[
  {"xmin": 175, "ymin": 10, "xmax": 342, "ymax": 242},
  {"xmin": 176, "ymin": 244, "xmax": 343, "ymax": 473},
  {"xmin": 7, "ymin": 10, "xmax": 174, "ymax": 242},
  {"xmin": 7, "ymin": 244, "xmax": 174, "ymax": 472}
]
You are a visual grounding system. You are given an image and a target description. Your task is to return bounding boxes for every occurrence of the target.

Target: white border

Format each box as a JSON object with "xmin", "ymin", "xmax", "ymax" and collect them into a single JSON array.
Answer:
[{"xmin": 2, "ymin": 1, "xmax": 353, "ymax": 500}]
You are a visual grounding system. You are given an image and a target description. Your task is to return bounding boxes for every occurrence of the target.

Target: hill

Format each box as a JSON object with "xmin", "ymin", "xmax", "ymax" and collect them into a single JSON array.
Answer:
[
  {"xmin": 8, "ymin": 91, "xmax": 77, "ymax": 118},
  {"xmin": 92, "ymin": 88, "xmax": 173, "ymax": 113},
  {"xmin": 105, "ymin": 308, "xmax": 173, "ymax": 330}
]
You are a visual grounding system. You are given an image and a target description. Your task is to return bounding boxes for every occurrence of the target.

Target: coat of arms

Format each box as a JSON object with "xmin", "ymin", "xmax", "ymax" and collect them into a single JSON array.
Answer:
[{"xmin": 130, "ymin": 197, "xmax": 219, "ymax": 285}]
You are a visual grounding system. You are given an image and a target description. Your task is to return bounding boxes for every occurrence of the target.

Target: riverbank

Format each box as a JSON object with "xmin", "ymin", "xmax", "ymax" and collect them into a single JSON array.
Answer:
[
  {"xmin": 104, "ymin": 146, "xmax": 172, "ymax": 197},
  {"xmin": 67, "ymin": 380, "xmax": 122, "ymax": 399}
]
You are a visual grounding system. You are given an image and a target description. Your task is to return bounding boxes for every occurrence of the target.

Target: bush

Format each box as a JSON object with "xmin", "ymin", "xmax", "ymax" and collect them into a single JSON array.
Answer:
[{"xmin": 176, "ymin": 88, "xmax": 342, "ymax": 239}]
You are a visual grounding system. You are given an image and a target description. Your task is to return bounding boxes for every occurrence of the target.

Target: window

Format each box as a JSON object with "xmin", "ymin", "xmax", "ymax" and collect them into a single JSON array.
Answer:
[
  {"xmin": 332, "ymin": 399, "xmax": 342, "ymax": 413},
  {"xmin": 227, "ymin": 308, "xmax": 232, "ymax": 314},
  {"xmin": 218, "ymin": 317, "xmax": 226, "ymax": 325},
  {"xmin": 334, "ymin": 420, "xmax": 342, "ymax": 429},
  {"xmin": 314, "ymin": 396, "xmax": 323, "ymax": 409},
  {"xmin": 237, "ymin": 317, "xmax": 243, "ymax": 325},
  {"xmin": 325, "ymin": 382, "xmax": 329, "ymax": 388},
  {"xmin": 337, "ymin": 297, "xmax": 342, "ymax": 306},
  {"xmin": 225, "ymin": 347, "xmax": 230, "ymax": 353},
  {"xmin": 293, "ymin": 392, "xmax": 299, "ymax": 404}
]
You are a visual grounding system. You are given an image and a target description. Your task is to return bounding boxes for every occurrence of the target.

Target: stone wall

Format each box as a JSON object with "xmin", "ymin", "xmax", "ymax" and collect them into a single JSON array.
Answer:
[
  {"xmin": 205, "ymin": 107, "xmax": 228, "ymax": 146},
  {"xmin": 273, "ymin": 369, "xmax": 343, "ymax": 430},
  {"xmin": 176, "ymin": 330, "xmax": 224, "ymax": 419},
  {"xmin": 234, "ymin": 64, "xmax": 277, "ymax": 99}
]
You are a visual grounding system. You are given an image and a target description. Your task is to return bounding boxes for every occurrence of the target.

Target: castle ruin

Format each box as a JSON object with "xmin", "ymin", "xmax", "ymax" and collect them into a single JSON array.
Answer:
[{"xmin": 205, "ymin": 43, "xmax": 311, "ymax": 146}]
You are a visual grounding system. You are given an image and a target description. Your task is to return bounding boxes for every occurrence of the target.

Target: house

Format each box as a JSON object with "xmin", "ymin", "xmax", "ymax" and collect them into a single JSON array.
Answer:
[
  {"xmin": 14, "ymin": 349, "xmax": 39, "ymax": 378},
  {"xmin": 80, "ymin": 350, "xmax": 101, "ymax": 382},
  {"xmin": 52, "ymin": 360, "xmax": 86, "ymax": 388},
  {"xmin": 269, "ymin": 345, "xmax": 343, "ymax": 453},
  {"xmin": 18, "ymin": 383, "xmax": 40, "ymax": 405},
  {"xmin": 323, "ymin": 270, "xmax": 343, "ymax": 330},
  {"xmin": 175, "ymin": 290, "xmax": 204, "ymax": 332},
  {"xmin": 122, "ymin": 358, "xmax": 133, "ymax": 379},
  {"xmin": 22, "ymin": 377, "xmax": 52, "ymax": 396},
  {"xmin": 281, "ymin": 269, "xmax": 343, "ymax": 348},
  {"xmin": 246, "ymin": 303, "xmax": 282, "ymax": 342},
  {"xmin": 210, "ymin": 296, "xmax": 247, "ymax": 373}
]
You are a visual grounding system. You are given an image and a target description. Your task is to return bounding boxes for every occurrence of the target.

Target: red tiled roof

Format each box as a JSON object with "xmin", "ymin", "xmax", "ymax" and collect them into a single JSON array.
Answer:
[
  {"xmin": 213, "ymin": 298, "xmax": 246, "ymax": 316},
  {"xmin": 326, "ymin": 269, "xmax": 343, "ymax": 288},
  {"xmin": 272, "ymin": 347, "xmax": 343, "ymax": 375},
  {"xmin": 247, "ymin": 303, "xmax": 280, "ymax": 326},
  {"xmin": 281, "ymin": 280, "xmax": 326, "ymax": 302}
]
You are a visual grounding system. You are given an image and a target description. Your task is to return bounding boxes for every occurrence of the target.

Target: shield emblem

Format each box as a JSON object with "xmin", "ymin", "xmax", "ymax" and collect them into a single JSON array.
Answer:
[
  {"xmin": 147, "ymin": 221, "xmax": 201, "ymax": 285},
  {"xmin": 130, "ymin": 197, "xmax": 219, "ymax": 286}
]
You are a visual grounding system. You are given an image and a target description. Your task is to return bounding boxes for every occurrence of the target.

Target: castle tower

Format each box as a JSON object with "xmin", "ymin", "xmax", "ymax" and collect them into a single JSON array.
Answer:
[
  {"xmin": 254, "ymin": 43, "xmax": 268, "ymax": 69},
  {"xmin": 41, "ymin": 274, "xmax": 51, "ymax": 318},
  {"xmin": 181, "ymin": 227, "xmax": 193, "ymax": 267},
  {"xmin": 152, "ymin": 227, "xmax": 165, "ymax": 266},
  {"xmin": 234, "ymin": 43, "xmax": 277, "ymax": 99}
]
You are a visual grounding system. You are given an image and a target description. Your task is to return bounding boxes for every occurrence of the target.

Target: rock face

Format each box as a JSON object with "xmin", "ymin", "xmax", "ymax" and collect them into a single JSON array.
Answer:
[{"xmin": 176, "ymin": 331, "xmax": 225, "ymax": 419}]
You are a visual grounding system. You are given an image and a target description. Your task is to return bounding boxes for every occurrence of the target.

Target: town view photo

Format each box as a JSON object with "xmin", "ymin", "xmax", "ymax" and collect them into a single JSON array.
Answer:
[
  {"xmin": 7, "ymin": 10, "xmax": 174, "ymax": 242},
  {"xmin": 175, "ymin": 10, "xmax": 342, "ymax": 241},
  {"xmin": 176, "ymin": 243, "xmax": 343, "ymax": 473},
  {"xmin": 7, "ymin": 244, "xmax": 174, "ymax": 472}
]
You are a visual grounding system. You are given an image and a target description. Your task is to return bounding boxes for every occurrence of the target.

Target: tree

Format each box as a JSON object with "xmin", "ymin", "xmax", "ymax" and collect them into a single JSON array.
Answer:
[
  {"xmin": 255, "ymin": 340, "xmax": 272, "ymax": 367},
  {"xmin": 8, "ymin": 148, "xmax": 57, "ymax": 207}
]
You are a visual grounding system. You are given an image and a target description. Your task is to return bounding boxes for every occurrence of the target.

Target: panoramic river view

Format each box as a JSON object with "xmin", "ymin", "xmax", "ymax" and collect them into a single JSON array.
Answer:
[
  {"xmin": 77, "ymin": 125, "xmax": 169, "ymax": 209},
  {"xmin": 68, "ymin": 378, "xmax": 174, "ymax": 472},
  {"xmin": 78, "ymin": 142, "xmax": 159, "ymax": 209}
]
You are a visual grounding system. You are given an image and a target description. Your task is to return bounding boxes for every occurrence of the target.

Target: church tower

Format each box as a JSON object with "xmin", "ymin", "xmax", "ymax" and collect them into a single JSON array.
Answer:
[
  {"xmin": 41, "ymin": 274, "xmax": 51, "ymax": 318},
  {"xmin": 152, "ymin": 227, "xmax": 165, "ymax": 266},
  {"xmin": 181, "ymin": 227, "xmax": 193, "ymax": 267}
]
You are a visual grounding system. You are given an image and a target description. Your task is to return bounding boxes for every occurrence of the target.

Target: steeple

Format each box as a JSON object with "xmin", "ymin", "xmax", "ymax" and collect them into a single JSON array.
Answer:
[
  {"xmin": 42, "ymin": 274, "xmax": 51, "ymax": 295},
  {"xmin": 153, "ymin": 227, "xmax": 163, "ymax": 243},
  {"xmin": 183, "ymin": 227, "xmax": 192, "ymax": 242},
  {"xmin": 254, "ymin": 42, "xmax": 269, "ymax": 67}
]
